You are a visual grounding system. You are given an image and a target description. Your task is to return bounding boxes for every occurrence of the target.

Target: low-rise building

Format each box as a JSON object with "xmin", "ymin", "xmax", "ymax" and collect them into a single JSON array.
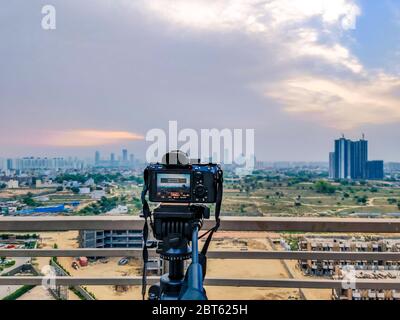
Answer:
[
  {"xmin": 298, "ymin": 236, "xmax": 400, "ymax": 276},
  {"xmin": 91, "ymin": 190, "xmax": 106, "ymax": 200},
  {"xmin": 79, "ymin": 230, "xmax": 143, "ymax": 248},
  {"xmin": 7, "ymin": 180, "xmax": 19, "ymax": 189},
  {"xmin": 333, "ymin": 269, "xmax": 400, "ymax": 300},
  {"xmin": 79, "ymin": 230, "xmax": 162, "ymax": 275}
]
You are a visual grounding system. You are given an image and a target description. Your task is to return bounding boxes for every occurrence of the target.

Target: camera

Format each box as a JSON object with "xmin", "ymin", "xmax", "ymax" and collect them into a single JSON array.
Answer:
[{"xmin": 146, "ymin": 152, "xmax": 222, "ymax": 204}]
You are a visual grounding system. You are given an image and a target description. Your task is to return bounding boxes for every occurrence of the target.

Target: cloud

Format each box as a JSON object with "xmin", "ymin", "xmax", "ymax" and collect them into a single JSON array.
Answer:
[
  {"xmin": 134, "ymin": 0, "xmax": 360, "ymax": 32},
  {"xmin": 39, "ymin": 130, "xmax": 144, "ymax": 147},
  {"xmin": 264, "ymin": 73, "xmax": 400, "ymax": 129},
  {"xmin": 132, "ymin": 0, "xmax": 400, "ymax": 130}
]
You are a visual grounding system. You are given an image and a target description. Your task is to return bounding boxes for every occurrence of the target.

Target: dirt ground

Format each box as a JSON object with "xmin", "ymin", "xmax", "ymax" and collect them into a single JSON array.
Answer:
[
  {"xmin": 31, "ymin": 231, "xmax": 333, "ymax": 300},
  {"xmin": 285, "ymin": 259, "xmax": 332, "ymax": 300},
  {"xmin": 31, "ymin": 231, "xmax": 301, "ymax": 300},
  {"xmin": 0, "ymin": 188, "xmax": 55, "ymax": 199},
  {"xmin": 17, "ymin": 286, "xmax": 55, "ymax": 300}
]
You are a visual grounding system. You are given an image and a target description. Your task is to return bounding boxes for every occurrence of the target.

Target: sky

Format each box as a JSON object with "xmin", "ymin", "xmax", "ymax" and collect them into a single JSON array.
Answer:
[{"xmin": 0, "ymin": 0, "xmax": 399, "ymax": 161}]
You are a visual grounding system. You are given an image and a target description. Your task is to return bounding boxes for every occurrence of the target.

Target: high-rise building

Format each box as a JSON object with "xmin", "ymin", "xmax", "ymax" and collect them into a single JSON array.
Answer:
[
  {"xmin": 334, "ymin": 137, "xmax": 352, "ymax": 179},
  {"xmin": 122, "ymin": 149, "xmax": 128, "ymax": 162},
  {"xmin": 329, "ymin": 135, "xmax": 383, "ymax": 180},
  {"xmin": 351, "ymin": 137, "xmax": 368, "ymax": 179},
  {"xmin": 329, "ymin": 152, "xmax": 335, "ymax": 179},
  {"xmin": 110, "ymin": 153, "xmax": 115, "ymax": 163},
  {"xmin": 366, "ymin": 160, "xmax": 384, "ymax": 180},
  {"xmin": 6, "ymin": 159, "xmax": 13, "ymax": 170},
  {"xmin": 95, "ymin": 151, "xmax": 100, "ymax": 165}
]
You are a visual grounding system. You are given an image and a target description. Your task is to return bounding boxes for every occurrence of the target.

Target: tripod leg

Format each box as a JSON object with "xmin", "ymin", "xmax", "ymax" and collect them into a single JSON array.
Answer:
[{"xmin": 179, "ymin": 225, "xmax": 207, "ymax": 300}]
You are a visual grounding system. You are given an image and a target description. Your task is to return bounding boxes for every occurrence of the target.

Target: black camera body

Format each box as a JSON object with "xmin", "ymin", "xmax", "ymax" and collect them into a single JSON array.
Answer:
[{"xmin": 146, "ymin": 163, "xmax": 221, "ymax": 204}]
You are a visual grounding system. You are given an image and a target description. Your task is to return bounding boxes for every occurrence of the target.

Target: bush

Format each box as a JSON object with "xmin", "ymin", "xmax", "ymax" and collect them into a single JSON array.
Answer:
[
  {"xmin": 22, "ymin": 196, "xmax": 39, "ymax": 207},
  {"xmin": 71, "ymin": 187, "xmax": 80, "ymax": 194},
  {"xmin": 356, "ymin": 195, "xmax": 368, "ymax": 204},
  {"xmin": 314, "ymin": 181, "xmax": 336, "ymax": 194},
  {"xmin": 4, "ymin": 260, "xmax": 16, "ymax": 268}
]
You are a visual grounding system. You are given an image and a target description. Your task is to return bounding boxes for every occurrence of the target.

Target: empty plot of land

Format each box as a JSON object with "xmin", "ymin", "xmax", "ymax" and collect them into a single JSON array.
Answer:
[{"xmin": 17, "ymin": 286, "xmax": 55, "ymax": 300}]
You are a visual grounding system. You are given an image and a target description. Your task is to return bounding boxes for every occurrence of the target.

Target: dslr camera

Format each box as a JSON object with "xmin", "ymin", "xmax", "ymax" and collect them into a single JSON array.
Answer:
[{"xmin": 146, "ymin": 152, "xmax": 221, "ymax": 204}]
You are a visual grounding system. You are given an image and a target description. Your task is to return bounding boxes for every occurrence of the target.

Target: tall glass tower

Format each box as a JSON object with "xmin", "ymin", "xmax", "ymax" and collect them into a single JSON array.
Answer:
[
  {"xmin": 334, "ymin": 137, "xmax": 352, "ymax": 179},
  {"xmin": 332, "ymin": 136, "xmax": 368, "ymax": 180}
]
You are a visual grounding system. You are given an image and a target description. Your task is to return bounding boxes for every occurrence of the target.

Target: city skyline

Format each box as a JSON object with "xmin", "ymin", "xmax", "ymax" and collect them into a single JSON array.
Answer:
[
  {"xmin": 1, "ymin": 1, "xmax": 400, "ymax": 161},
  {"xmin": 0, "ymin": 135, "xmax": 399, "ymax": 164}
]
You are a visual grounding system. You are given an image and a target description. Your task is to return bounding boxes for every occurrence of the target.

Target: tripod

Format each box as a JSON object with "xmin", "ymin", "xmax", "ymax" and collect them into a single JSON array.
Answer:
[{"xmin": 147, "ymin": 204, "xmax": 209, "ymax": 300}]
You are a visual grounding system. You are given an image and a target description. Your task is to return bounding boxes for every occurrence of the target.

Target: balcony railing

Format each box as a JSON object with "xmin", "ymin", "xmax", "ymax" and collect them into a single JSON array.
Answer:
[{"xmin": 1, "ymin": 216, "xmax": 400, "ymax": 292}]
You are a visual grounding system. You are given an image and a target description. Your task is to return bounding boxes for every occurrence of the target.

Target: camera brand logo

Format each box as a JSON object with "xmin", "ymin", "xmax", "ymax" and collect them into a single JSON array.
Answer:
[
  {"xmin": 146, "ymin": 121, "xmax": 255, "ymax": 175},
  {"xmin": 41, "ymin": 5, "xmax": 56, "ymax": 30}
]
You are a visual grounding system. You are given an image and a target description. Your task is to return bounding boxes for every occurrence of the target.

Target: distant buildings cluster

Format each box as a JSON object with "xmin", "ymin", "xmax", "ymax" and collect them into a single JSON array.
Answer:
[
  {"xmin": 0, "ymin": 149, "xmax": 144, "ymax": 174},
  {"xmin": 329, "ymin": 135, "xmax": 384, "ymax": 180},
  {"xmin": 255, "ymin": 161, "xmax": 328, "ymax": 171},
  {"xmin": 94, "ymin": 149, "xmax": 138, "ymax": 168},
  {"xmin": 3, "ymin": 157, "xmax": 85, "ymax": 171}
]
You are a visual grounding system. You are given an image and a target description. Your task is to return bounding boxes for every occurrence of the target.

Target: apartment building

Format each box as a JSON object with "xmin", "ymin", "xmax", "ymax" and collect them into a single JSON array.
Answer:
[
  {"xmin": 298, "ymin": 236, "xmax": 400, "ymax": 276},
  {"xmin": 79, "ymin": 230, "xmax": 143, "ymax": 248},
  {"xmin": 79, "ymin": 230, "xmax": 163, "ymax": 275}
]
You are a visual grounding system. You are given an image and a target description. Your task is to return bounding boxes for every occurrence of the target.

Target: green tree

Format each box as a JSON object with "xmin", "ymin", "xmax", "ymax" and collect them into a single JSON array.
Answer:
[
  {"xmin": 314, "ymin": 181, "xmax": 336, "ymax": 194},
  {"xmin": 22, "ymin": 195, "xmax": 39, "ymax": 207},
  {"xmin": 71, "ymin": 187, "xmax": 80, "ymax": 194}
]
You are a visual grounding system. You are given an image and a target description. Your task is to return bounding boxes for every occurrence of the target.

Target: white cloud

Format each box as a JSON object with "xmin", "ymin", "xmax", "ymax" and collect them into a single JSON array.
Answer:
[
  {"xmin": 130, "ymin": 0, "xmax": 400, "ymax": 130},
  {"xmin": 264, "ymin": 74, "xmax": 400, "ymax": 129},
  {"xmin": 135, "ymin": 0, "xmax": 360, "ymax": 32}
]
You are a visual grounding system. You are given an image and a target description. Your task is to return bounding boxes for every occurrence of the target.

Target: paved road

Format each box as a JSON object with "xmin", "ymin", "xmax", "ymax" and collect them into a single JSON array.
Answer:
[
  {"xmin": 0, "ymin": 257, "xmax": 31, "ymax": 275},
  {"xmin": 0, "ymin": 285, "xmax": 22, "ymax": 299},
  {"xmin": 0, "ymin": 257, "xmax": 31, "ymax": 299}
]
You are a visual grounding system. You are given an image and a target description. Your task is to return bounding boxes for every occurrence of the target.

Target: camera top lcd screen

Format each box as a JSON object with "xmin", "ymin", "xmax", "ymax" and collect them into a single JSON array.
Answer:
[{"xmin": 156, "ymin": 173, "xmax": 191, "ymax": 201}]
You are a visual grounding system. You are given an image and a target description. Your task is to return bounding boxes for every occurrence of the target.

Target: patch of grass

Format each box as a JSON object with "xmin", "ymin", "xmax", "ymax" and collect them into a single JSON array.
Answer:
[{"xmin": 2, "ymin": 285, "xmax": 34, "ymax": 300}]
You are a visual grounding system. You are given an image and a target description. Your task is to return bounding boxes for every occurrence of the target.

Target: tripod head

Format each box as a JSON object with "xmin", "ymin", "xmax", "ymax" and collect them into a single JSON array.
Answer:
[{"xmin": 152, "ymin": 204, "xmax": 209, "ymax": 260}]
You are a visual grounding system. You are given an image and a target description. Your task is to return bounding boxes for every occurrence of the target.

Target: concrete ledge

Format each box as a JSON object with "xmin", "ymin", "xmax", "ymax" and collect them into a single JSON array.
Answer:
[
  {"xmin": 0, "ymin": 216, "xmax": 400, "ymax": 232},
  {"xmin": 1, "ymin": 276, "xmax": 400, "ymax": 290},
  {"xmin": 1, "ymin": 249, "xmax": 400, "ymax": 261}
]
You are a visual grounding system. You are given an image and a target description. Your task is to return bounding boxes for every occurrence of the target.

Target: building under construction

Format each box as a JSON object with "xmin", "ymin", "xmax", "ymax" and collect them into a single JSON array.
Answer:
[
  {"xmin": 298, "ymin": 236, "xmax": 400, "ymax": 276},
  {"xmin": 333, "ymin": 269, "xmax": 400, "ymax": 300}
]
